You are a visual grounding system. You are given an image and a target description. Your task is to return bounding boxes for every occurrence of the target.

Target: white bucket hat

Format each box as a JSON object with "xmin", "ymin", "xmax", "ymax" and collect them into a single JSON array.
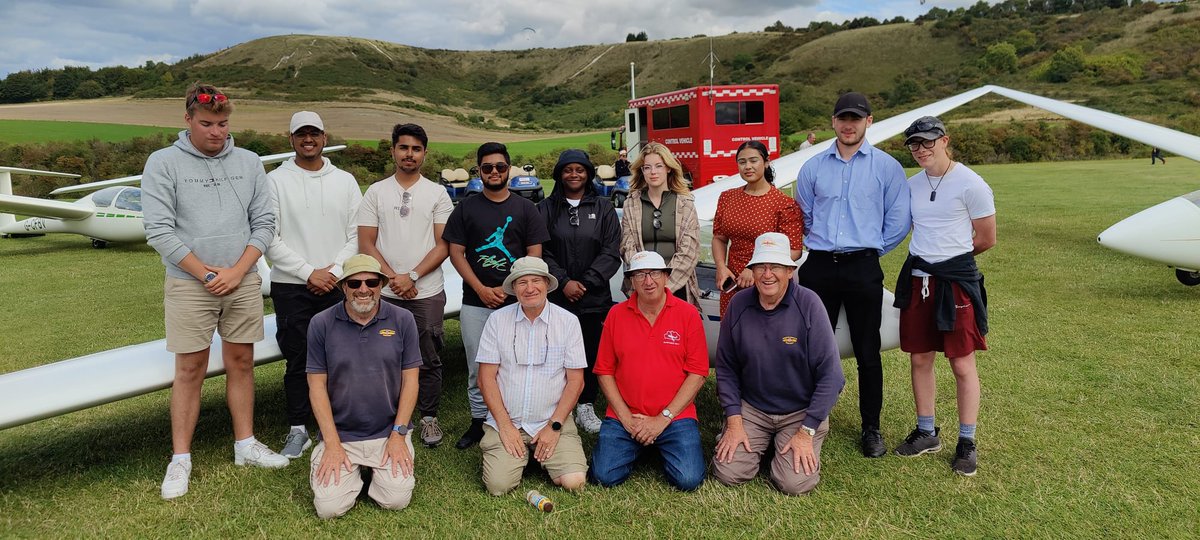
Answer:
[
  {"xmin": 624, "ymin": 251, "xmax": 672, "ymax": 276},
  {"xmin": 745, "ymin": 232, "xmax": 798, "ymax": 268},
  {"xmin": 502, "ymin": 256, "xmax": 559, "ymax": 295}
]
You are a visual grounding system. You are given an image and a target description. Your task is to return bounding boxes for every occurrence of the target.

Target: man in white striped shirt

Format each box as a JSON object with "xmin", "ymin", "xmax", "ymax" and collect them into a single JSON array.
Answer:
[{"xmin": 476, "ymin": 256, "xmax": 589, "ymax": 495}]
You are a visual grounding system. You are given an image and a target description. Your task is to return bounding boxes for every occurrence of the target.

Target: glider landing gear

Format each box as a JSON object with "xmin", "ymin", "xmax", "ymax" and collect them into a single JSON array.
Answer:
[
  {"xmin": 1175, "ymin": 269, "xmax": 1200, "ymax": 286},
  {"xmin": 91, "ymin": 239, "xmax": 108, "ymax": 249}
]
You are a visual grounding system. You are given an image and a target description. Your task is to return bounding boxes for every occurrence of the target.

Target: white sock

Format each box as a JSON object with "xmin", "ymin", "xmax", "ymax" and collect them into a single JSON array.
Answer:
[
  {"xmin": 234, "ymin": 436, "xmax": 258, "ymax": 450},
  {"xmin": 171, "ymin": 453, "xmax": 191, "ymax": 464},
  {"xmin": 290, "ymin": 425, "xmax": 307, "ymax": 434}
]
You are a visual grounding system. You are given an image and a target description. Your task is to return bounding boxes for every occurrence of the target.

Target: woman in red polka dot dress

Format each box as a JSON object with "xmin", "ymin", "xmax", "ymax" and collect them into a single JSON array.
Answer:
[{"xmin": 712, "ymin": 140, "xmax": 804, "ymax": 316}]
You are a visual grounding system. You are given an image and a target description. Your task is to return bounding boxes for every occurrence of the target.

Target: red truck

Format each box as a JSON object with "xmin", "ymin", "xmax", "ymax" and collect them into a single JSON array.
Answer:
[{"xmin": 616, "ymin": 84, "xmax": 781, "ymax": 190}]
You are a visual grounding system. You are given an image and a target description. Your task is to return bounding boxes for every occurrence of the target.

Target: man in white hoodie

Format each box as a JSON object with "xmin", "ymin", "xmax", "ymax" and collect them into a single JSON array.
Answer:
[
  {"xmin": 357, "ymin": 123, "xmax": 453, "ymax": 448},
  {"xmin": 142, "ymin": 83, "xmax": 286, "ymax": 500},
  {"xmin": 266, "ymin": 111, "xmax": 363, "ymax": 459}
]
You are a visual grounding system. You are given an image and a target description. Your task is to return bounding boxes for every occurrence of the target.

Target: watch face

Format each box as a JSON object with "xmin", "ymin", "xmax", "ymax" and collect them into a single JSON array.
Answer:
[{"xmin": 551, "ymin": 422, "xmax": 562, "ymax": 432}]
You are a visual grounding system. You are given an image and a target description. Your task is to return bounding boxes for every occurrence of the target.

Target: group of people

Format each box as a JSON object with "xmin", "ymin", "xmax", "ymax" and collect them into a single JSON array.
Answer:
[{"xmin": 143, "ymin": 83, "xmax": 995, "ymax": 517}]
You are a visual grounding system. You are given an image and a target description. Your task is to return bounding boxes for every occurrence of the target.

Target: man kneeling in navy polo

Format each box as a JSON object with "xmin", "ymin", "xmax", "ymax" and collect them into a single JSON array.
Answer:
[{"xmin": 306, "ymin": 254, "xmax": 422, "ymax": 518}]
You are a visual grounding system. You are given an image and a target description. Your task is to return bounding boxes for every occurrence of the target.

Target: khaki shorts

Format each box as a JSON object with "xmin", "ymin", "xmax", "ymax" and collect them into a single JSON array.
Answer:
[
  {"xmin": 164, "ymin": 273, "xmax": 264, "ymax": 353},
  {"xmin": 480, "ymin": 414, "xmax": 588, "ymax": 495}
]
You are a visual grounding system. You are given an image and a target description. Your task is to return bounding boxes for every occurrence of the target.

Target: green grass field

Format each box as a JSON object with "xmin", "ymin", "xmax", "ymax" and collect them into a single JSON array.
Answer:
[
  {"xmin": 1, "ymin": 159, "xmax": 1198, "ymax": 537},
  {"xmin": 0, "ymin": 119, "xmax": 179, "ymax": 144}
]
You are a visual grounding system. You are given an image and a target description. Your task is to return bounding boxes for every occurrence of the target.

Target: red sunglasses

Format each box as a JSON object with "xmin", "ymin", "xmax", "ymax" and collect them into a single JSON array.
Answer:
[{"xmin": 189, "ymin": 92, "xmax": 228, "ymax": 108}]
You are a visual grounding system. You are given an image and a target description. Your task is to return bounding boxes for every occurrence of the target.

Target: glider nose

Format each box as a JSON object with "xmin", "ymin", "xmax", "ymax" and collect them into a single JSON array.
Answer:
[{"xmin": 1098, "ymin": 193, "xmax": 1200, "ymax": 269}]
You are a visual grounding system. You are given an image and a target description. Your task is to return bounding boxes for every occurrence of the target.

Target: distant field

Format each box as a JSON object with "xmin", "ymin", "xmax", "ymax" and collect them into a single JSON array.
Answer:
[
  {"xmin": 1, "ymin": 158, "xmax": 1197, "ymax": 537},
  {"xmin": 0, "ymin": 119, "xmax": 178, "ymax": 144}
]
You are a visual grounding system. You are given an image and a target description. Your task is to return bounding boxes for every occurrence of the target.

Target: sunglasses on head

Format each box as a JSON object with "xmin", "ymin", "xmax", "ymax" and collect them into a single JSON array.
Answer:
[
  {"xmin": 344, "ymin": 278, "xmax": 382, "ymax": 289},
  {"xmin": 904, "ymin": 120, "xmax": 943, "ymax": 138},
  {"xmin": 480, "ymin": 163, "xmax": 510, "ymax": 175},
  {"xmin": 188, "ymin": 91, "xmax": 227, "ymax": 109}
]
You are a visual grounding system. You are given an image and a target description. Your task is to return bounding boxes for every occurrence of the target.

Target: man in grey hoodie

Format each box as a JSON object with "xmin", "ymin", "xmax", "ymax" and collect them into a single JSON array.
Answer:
[{"xmin": 142, "ymin": 83, "xmax": 287, "ymax": 501}]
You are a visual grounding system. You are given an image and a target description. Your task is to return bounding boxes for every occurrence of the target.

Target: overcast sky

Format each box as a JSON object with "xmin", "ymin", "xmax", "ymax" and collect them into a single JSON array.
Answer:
[{"xmin": 0, "ymin": 0, "xmax": 977, "ymax": 78}]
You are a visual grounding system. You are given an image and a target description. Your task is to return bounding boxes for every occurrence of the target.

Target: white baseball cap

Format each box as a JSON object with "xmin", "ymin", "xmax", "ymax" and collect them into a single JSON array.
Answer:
[
  {"xmin": 745, "ymin": 232, "xmax": 797, "ymax": 268},
  {"xmin": 289, "ymin": 111, "xmax": 325, "ymax": 134},
  {"xmin": 624, "ymin": 251, "xmax": 672, "ymax": 276}
]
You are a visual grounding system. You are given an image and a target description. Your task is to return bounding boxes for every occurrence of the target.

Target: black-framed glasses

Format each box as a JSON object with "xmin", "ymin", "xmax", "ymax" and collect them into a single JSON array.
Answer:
[
  {"xmin": 631, "ymin": 269, "xmax": 664, "ymax": 281},
  {"xmin": 480, "ymin": 162, "xmax": 510, "ymax": 175},
  {"xmin": 398, "ymin": 191, "xmax": 412, "ymax": 217},
  {"xmin": 344, "ymin": 278, "xmax": 382, "ymax": 289},
  {"xmin": 568, "ymin": 206, "xmax": 579, "ymax": 227},
  {"xmin": 906, "ymin": 139, "xmax": 938, "ymax": 152},
  {"xmin": 652, "ymin": 209, "xmax": 662, "ymax": 230}
]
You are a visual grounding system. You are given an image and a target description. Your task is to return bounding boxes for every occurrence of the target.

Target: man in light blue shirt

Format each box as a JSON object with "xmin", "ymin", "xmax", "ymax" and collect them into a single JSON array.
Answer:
[{"xmin": 794, "ymin": 91, "xmax": 911, "ymax": 459}]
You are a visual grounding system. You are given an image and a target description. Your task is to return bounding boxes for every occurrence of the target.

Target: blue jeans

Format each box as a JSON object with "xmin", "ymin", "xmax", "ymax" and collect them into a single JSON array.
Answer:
[
  {"xmin": 458, "ymin": 304, "xmax": 495, "ymax": 419},
  {"xmin": 590, "ymin": 417, "xmax": 705, "ymax": 491}
]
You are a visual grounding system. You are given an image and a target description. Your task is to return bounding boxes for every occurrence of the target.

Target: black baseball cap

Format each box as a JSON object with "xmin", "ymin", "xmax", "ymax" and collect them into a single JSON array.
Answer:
[
  {"xmin": 904, "ymin": 116, "xmax": 947, "ymax": 145},
  {"xmin": 833, "ymin": 92, "xmax": 872, "ymax": 117}
]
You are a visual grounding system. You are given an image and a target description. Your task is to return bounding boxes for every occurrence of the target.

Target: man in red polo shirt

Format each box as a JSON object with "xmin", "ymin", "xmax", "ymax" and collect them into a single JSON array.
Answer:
[{"xmin": 589, "ymin": 251, "xmax": 708, "ymax": 491}]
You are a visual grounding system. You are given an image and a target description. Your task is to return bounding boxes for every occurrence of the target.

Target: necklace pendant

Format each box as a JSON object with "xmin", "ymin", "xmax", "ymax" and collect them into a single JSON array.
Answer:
[{"xmin": 929, "ymin": 191, "xmax": 937, "ymax": 202}]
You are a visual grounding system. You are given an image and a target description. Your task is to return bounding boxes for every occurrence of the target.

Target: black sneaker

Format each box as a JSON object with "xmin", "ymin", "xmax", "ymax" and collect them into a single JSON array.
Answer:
[
  {"xmin": 455, "ymin": 418, "xmax": 485, "ymax": 450},
  {"xmin": 861, "ymin": 428, "xmax": 886, "ymax": 458},
  {"xmin": 952, "ymin": 438, "xmax": 977, "ymax": 476},
  {"xmin": 894, "ymin": 427, "xmax": 941, "ymax": 457}
]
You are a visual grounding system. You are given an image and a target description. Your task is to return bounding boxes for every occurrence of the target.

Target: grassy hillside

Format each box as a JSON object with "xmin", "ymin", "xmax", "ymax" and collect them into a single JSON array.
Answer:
[{"xmin": 3, "ymin": 2, "xmax": 1199, "ymax": 137}]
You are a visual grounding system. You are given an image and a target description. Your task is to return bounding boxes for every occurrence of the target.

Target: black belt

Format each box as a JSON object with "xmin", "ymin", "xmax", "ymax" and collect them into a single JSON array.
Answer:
[{"xmin": 809, "ymin": 249, "xmax": 878, "ymax": 262}]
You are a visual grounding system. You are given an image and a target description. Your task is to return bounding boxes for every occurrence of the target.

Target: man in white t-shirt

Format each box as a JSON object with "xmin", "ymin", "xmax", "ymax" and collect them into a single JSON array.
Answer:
[
  {"xmin": 267, "ymin": 111, "xmax": 364, "ymax": 459},
  {"xmin": 357, "ymin": 123, "xmax": 454, "ymax": 448},
  {"xmin": 892, "ymin": 115, "xmax": 996, "ymax": 477}
]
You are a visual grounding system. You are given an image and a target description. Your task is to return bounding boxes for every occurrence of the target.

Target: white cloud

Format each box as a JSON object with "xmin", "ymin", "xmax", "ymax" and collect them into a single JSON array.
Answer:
[{"xmin": 0, "ymin": 0, "xmax": 943, "ymax": 77}]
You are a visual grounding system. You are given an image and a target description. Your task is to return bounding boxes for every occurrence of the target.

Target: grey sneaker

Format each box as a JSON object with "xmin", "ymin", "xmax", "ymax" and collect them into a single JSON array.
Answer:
[
  {"xmin": 233, "ymin": 440, "xmax": 289, "ymax": 468},
  {"xmin": 952, "ymin": 438, "xmax": 978, "ymax": 476},
  {"xmin": 420, "ymin": 416, "xmax": 444, "ymax": 447},
  {"xmin": 575, "ymin": 403, "xmax": 602, "ymax": 434},
  {"xmin": 894, "ymin": 427, "xmax": 941, "ymax": 457},
  {"xmin": 161, "ymin": 459, "xmax": 192, "ymax": 500},
  {"xmin": 281, "ymin": 428, "xmax": 312, "ymax": 458}
]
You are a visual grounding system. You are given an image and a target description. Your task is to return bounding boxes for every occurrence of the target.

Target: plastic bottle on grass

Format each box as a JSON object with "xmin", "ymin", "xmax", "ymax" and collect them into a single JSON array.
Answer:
[{"xmin": 526, "ymin": 490, "xmax": 554, "ymax": 512}]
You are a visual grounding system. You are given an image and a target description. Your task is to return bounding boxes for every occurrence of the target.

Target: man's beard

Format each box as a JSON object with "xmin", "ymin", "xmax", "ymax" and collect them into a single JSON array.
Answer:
[
  {"xmin": 349, "ymin": 296, "xmax": 377, "ymax": 314},
  {"xmin": 483, "ymin": 178, "xmax": 507, "ymax": 192}
]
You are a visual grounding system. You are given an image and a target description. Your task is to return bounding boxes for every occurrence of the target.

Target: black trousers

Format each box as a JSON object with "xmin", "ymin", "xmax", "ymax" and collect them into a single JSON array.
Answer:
[
  {"xmin": 270, "ymin": 282, "xmax": 344, "ymax": 427},
  {"xmin": 576, "ymin": 310, "xmax": 608, "ymax": 405},
  {"xmin": 383, "ymin": 292, "xmax": 447, "ymax": 418},
  {"xmin": 795, "ymin": 250, "xmax": 885, "ymax": 430}
]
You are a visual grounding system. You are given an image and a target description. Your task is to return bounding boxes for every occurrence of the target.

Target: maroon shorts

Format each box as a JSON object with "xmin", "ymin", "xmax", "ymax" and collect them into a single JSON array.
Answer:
[{"xmin": 899, "ymin": 276, "xmax": 987, "ymax": 358}]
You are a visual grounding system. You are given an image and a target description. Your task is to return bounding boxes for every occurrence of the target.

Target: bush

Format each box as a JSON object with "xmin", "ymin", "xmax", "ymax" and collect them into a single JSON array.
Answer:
[
  {"xmin": 982, "ymin": 42, "xmax": 1019, "ymax": 74},
  {"xmin": 1046, "ymin": 46, "xmax": 1087, "ymax": 82}
]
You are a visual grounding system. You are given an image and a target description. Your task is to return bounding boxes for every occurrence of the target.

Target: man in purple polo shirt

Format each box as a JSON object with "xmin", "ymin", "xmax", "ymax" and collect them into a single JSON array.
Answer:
[
  {"xmin": 713, "ymin": 233, "xmax": 845, "ymax": 495},
  {"xmin": 306, "ymin": 254, "xmax": 422, "ymax": 519}
]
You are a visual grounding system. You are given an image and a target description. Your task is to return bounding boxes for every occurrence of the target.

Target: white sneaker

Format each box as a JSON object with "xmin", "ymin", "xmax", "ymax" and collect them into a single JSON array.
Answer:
[
  {"xmin": 161, "ymin": 459, "xmax": 192, "ymax": 500},
  {"xmin": 575, "ymin": 403, "xmax": 602, "ymax": 434},
  {"xmin": 233, "ymin": 440, "xmax": 289, "ymax": 468}
]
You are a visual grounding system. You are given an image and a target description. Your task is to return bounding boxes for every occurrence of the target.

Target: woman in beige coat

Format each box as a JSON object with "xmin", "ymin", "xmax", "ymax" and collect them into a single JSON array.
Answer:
[{"xmin": 619, "ymin": 142, "xmax": 701, "ymax": 309}]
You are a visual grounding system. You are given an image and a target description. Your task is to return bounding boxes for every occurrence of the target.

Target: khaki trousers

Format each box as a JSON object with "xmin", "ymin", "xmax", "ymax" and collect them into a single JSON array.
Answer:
[
  {"xmin": 309, "ymin": 435, "xmax": 415, "ymax": 519},
  {"xmin": 712, "ymin": 401, "xmax": 830, "ymax": 495}
]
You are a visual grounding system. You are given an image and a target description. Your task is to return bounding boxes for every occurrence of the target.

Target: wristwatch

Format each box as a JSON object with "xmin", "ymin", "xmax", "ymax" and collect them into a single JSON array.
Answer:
[
  {"xmin": 392, "ymin": 423, "xmax": 412, "ymax": 436},
  {"xmin": 407, "ymin": 270, "xmax": 420, "ymax": 282},
  {"xmin": 202, "ymin": 271, "xmax": 217, "ymax": 283},
  {"xmin": 801, "ymin": 425, "xmax": 816, "ymax": 437},
  {"xmin": 661, "ymin": 408, "xmax": 675, "ymax": 420},
  {"xmin": 550, "ymin": 420, "xmax": 563, "ymax": 432}
]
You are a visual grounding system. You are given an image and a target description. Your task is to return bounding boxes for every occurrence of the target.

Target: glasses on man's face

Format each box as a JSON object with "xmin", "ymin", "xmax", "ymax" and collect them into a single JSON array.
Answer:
[
  {"xmin": 752, "ymin": 263, "xmax": 789, "ymax": 275},
  {"xmin": 480, "ymin": 162, "xmax": 510, "ymax": 175},
  {"xmin": 568, "ymin": 206, "xmax": 579, "ymax": 227},
  {"xmin": 345, "ymin": 278, "xmax": 382, "ymax": 289},
  {"xmin": 188, "ymin": 92, "xmax": 227, "ymax": 108},
  {"xmin": 641, "ymin": 163, "xmax": 666, "ymax": 173},
  {"xmin": 631, "ymin": 269, "xmax": 664, "ymax": 281},
  {"xmin": 906, "ymin": 139, "xmax": 938, "ymax": 152},
  {"xmin": 652, "ymin": 209, "xmax": 662, "ymax": 230},
  {"xmin": 398, "ymin": 191, "xmax": 412, "ymax": 218}
]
